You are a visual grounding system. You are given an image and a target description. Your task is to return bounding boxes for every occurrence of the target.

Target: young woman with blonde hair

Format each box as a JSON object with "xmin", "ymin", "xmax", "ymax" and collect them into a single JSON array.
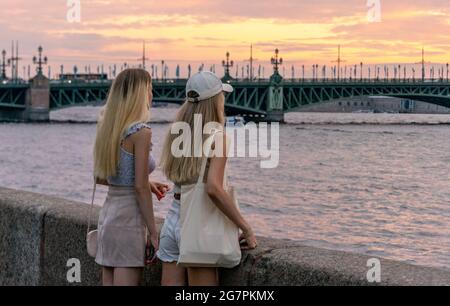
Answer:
[
  {"xmin": 93, "ymin": 68, "xmax": 168, "ymax": 286},
  {"xmin": 157, "ymin": 71, "xmax": 257, "ymax": 286}
]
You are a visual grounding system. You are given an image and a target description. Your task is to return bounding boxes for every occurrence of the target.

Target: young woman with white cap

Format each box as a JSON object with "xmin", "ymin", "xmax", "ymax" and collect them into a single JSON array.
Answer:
[{"xmin": 158, "ymin": 71, "xmax": 257, "ymax": 286}]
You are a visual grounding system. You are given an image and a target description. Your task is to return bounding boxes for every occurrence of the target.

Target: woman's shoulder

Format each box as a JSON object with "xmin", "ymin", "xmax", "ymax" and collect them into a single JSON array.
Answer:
[{"xmin": 124, "ymin": 122, "xmax": 152, "ymax": 139}]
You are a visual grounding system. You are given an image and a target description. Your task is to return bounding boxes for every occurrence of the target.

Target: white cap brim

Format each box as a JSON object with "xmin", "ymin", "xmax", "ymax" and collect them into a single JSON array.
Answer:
[{"xmin": 222, "ymin": 83, "xmax": 234, "ymax": 93}]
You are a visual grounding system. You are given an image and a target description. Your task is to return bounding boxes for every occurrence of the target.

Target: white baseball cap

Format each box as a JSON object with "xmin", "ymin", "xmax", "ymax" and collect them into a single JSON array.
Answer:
[{"xmin": 186, "ymin": 71, "xmax": 234, "ymax": 103}]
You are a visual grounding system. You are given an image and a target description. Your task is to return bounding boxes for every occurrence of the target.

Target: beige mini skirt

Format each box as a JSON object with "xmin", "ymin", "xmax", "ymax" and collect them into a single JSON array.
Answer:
[{"xmin": 95, "ymin": 186, "xmax": 147, "ymax": 268}]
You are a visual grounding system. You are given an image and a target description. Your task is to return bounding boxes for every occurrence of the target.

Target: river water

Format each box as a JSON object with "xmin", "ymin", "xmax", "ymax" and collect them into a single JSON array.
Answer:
[{"xmin": 1, "ymin": 107, "xmax": 449, "ymax": 270}]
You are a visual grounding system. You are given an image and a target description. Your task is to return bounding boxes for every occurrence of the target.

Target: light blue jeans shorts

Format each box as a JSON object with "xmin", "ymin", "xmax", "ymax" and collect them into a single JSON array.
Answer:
[{"xmin": 157, "ymin": 188, "xmax": 181, "ymax": 263}]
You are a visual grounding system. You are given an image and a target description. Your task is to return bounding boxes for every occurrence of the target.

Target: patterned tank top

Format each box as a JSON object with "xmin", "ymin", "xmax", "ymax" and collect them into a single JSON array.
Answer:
[{"xmin": 107, "ymin": 123, "xmax": 156, "ymax": 187}]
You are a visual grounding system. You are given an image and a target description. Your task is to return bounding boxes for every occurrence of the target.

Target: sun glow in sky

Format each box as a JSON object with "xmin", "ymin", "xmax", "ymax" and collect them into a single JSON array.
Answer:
[{"xmin": 1, "ymin": 0, "xmax": 450, "ymax": 77}]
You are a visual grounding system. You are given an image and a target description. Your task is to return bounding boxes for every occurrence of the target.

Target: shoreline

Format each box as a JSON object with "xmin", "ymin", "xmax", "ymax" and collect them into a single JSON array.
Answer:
[{"xmin": 1, "ymin": 119, "xmax": 450, "ymax": 126}]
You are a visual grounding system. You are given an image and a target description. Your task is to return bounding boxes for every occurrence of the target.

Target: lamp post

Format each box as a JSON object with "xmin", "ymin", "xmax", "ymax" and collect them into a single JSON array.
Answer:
[
  {"xmin": 222, "ymin": 51, "xmax": 234, "ymax": 82},
  {"xmin": 446, "ymin": 63, "xmax": 449, "ymax": 82},
  {"xmin": 176, "ymin": 65, "xmax": 180, "ymax": 80},
  {"xmin": 32, "ymin": 46, "xmax": 48, "ymax": 76},
  {"xmin": 271, "ymin": 49, "xmax": 283, "ymax": 74},
  {"xmin": 1, "ymin": 50, "xmax": 9, "ymax": 79},
  {"xmin": 360, "ymin": 62, "xmax": 363, "ymax": 81},
  {"xmin": 270, "ymin": 48, "xmax": 283, "ymax": 83},
  {"xmin": 302, "ymin": 65, "xmax": 305, "ymax": 82},
  {"xmin": 316, "ymin": 64, "xmax": 319, "ymax": 81}
]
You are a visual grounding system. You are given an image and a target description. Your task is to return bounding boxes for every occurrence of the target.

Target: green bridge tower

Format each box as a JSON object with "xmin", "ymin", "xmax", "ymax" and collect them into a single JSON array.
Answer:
[
  {"xmin": 26, "ymin": 46, "xmax": 50, "ymax": 121},
  {"xmin": 267, "ymin": 49, "xmax": 285, "ymax": 122}
]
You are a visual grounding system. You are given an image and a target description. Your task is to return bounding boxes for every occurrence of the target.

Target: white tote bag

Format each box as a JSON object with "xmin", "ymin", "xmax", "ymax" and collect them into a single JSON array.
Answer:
[{"xmin": 178, "ymin": 133, "xmax": 241, "ymax": 268}]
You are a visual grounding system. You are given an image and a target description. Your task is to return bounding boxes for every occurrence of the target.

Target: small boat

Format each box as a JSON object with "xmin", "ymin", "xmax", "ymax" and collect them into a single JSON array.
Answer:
[{"xmin": 226, "ymin": 116, "xmax": 245, "ymax": 126}]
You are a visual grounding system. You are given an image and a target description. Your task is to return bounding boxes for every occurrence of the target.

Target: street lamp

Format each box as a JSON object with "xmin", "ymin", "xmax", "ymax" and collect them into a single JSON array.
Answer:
[
  {"xmin": 1, "ymin": 50, "xmax": 9, "ymax": 79},
  {"xmin": 32, "ymin": 46, "xmax": 48, "ymax": 76},
  {"xmin": 360, "ymin": 62, "xmax": 363, "ymax": 81},
  {"xmin": 222, "ymin": 51, "xmax": 234, "ymax": 81},
  {"xmin": 446, "ymin": 63, "xmax": 449, "ymax": 82},
  {"xmin": 316, "ymin": 64, "xmax": 319, "ymax": 81},
  {"xmin": 270, "ymin": 49, "xmax": 283, "ymax": 83},
  {"xmin": 270, "ymin": 49, "xmax": 283, "ymax": 74}
]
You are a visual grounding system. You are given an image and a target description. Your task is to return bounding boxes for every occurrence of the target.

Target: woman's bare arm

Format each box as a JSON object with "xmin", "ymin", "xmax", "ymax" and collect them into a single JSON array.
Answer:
[
  {"xmin": 207, "ymin": 155, "xmax": 251, "ymax": 232},
  {"xmin": 132, "ymin": 128, "xmax": 158, "ymax": 240},
  {"xmin": 206, "ymin": 134, "xmax": 256, "ymax": 248}
]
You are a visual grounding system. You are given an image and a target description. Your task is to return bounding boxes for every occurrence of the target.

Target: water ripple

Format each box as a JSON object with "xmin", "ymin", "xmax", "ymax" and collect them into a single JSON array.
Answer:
[{"xmin": 0, "ymin": 109, "xmax": 449, "ymax": 270}]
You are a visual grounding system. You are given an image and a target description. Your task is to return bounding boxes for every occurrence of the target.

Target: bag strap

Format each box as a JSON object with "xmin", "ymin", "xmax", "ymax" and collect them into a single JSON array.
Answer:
[
  {"xmin": 87, "ymin": 176, "xmax": 97, "ymax": 235},
  {"xmin": 197, "ymin": 130, "xmax": 222, "ymax": 185}
]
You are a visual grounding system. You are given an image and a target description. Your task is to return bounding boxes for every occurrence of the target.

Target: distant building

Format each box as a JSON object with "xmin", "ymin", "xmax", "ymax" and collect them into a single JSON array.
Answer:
[
  {"xmin": 59, "ymin": 73, "xmax": 108, "ymax": 82},
  {"xmin": 300, "ymin": 96, "xmax": 450, "ymax": 114}
]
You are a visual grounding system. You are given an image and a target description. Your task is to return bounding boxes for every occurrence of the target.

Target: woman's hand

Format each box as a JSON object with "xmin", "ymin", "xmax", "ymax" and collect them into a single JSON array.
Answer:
[
  {"xmin": 149, "ymin": 181, "xmax": 170, "ymax": 200},
  {"xmin": 239, "ymin": 228, "xmax": 257, "ymax": 250},
  {"xmin": 149, "ymin": 231, "xmax": 159, "ymax": 253},
  {"xmin": 146, "ymin": 231, "xmax": 159, "ymax": 264}
]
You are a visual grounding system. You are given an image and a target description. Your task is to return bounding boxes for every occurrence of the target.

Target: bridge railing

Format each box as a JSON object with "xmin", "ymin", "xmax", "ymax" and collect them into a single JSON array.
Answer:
[
  {"xmin": 26, "ymin": 77, "xmax": 450, "ymax": 86},
  {"xmin": 281, "ymin": 78, "xmax": 450, "ymax": 85}
]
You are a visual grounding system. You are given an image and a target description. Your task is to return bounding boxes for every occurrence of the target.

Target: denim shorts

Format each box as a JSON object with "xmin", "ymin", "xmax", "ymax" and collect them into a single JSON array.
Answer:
[{"xmin": 157, "ymin": 197, "xmax": 181, "ymax": 263}]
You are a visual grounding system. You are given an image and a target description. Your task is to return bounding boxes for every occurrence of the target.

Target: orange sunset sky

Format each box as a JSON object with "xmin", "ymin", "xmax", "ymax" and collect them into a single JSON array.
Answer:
[{"xmin": 1, "ymin": 0, "xmax": 450, "ymax": 77}]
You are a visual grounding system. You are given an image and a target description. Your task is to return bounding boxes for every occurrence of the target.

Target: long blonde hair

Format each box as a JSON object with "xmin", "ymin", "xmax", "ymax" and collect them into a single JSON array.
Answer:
[
  {"xmin": 94, "ymin": 68, "xmax": 152, "ymax": 179},
  {"xmin": 160, "ymin": 93, "xmax": 225, "ymax": 185}
]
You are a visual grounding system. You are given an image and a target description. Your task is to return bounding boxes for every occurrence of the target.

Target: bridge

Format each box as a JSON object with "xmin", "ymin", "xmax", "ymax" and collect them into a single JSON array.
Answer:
[
  {"xmin": 2, "ymin": 78, "xmax": 450, "ymax": 122},
  {"xmin": 1, "ymin": 47, "xmax": 450, "ymax": 122}
]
